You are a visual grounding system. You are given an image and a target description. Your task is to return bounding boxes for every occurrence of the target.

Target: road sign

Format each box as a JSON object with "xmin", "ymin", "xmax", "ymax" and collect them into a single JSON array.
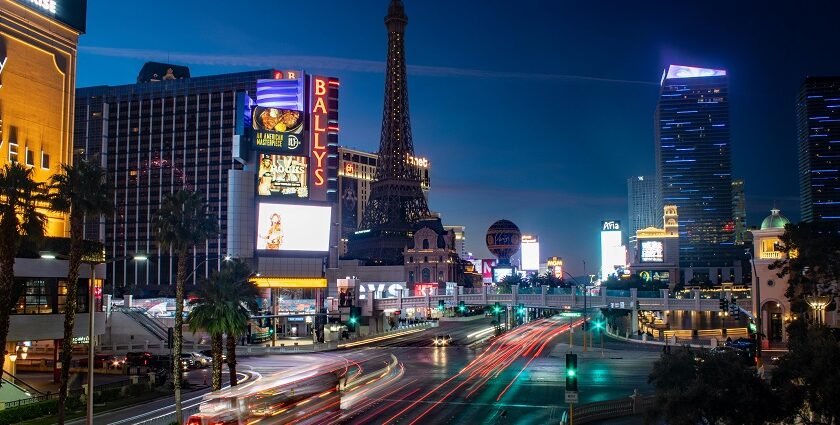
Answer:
[
  {"xmin": 560, "ymin": 312, "xmax": 582, "ymax": 317},
  {"xmin": 565, "ymin": 391, "xmax": 578, "ymax": 403}
]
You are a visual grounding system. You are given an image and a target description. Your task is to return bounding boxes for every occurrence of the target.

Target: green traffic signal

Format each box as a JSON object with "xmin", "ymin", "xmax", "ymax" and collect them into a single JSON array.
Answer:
[
  {"xmin": 349, "ymin": 317, "xmax": 358, "ymax": 324},
  {"xmin": 567, "ymin": 369, "xmax": 576, "ymax": 377}
]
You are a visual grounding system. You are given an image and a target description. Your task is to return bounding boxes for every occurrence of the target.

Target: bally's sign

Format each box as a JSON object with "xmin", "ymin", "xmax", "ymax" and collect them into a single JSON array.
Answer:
[{"xmin": 601, "ymin": 220, "xmax": 621, "ymax": 232}]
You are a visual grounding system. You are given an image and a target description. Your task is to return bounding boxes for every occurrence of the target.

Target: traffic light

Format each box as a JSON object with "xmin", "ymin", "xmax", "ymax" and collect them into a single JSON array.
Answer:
[
  {"xmin": 348, "ymin": 306, "xmax": 361, "ymax": 331},
  {"xmin": 167, "ymin": 327, "xmax": 173, "ymax": 349},
  {"xmin": 458, "ymin": 301, "xmax": 466, "ymax": 313},
  {"xmin": 492, "ymin": 302, "xmax": 502, "ymax": 314},
  {"xmin": 517, "ymin": 303, "xmax": 525, "ymax": 316},
  {"xmin": 593, "ymin": 321, "xmax": 603, "ymax": 330},
  {"xmin": 730, "ymin": 297, "xmax": 740, "ymax": 320},
  {"xmin": 719, "ymin": 297, "xmax": 728, "ymax": 311},
  {"xmin": 565, "ymin": 353, "xmax": 578, "ymax": 391},
  {"xmin": 438, "ymin": 300, "xmax": 446, "ymax": 311},
  {"xmin": 748, "ymin": 322, "xmax": 757, "ymax": 334}
]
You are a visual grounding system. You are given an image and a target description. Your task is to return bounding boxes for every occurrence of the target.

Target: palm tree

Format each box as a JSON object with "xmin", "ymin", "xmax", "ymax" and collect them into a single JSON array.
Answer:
[
  {"xmin": 49, "ymin": 160, "xmax": 113, "ymax": 424},
  {"xmin": 154, "ymin": 190, "xmax": 217, "ymax": 423},
  {"xmin": 0, "ymin": 163, "xmax": 48, "ymax": 386},
  {"xmin": 220, "ymin": 260, "xmax": 258, "ymax": 387},
  {"xmin": 187, "ymin": 275, "xmax": 235, "ymax": 391}
]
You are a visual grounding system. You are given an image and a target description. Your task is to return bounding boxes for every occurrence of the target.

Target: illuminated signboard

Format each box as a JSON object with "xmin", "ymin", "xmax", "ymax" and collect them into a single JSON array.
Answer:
[
  {"xmin": 641, "ymin": 240, "xmax": 664, "ymax": 262},
  {"xmin": 600, "ymin": 220, "xmax": 626, "ymax": 279},
  {"xmin": 520, "ymin": 234, "xmax": 539, "ymax": 271},
  {"xmin": 665, "ymin": 65, "xmax": 726, "ymax": 80},
  {"xmin": 14, "ymin": 0, "xmax": 87, "ymax": 32},
  {"xmin": 257, "ymin": 154, "xmax": 308, "ymax": 198},
  {"xmin": 481, "ymin": 259, "xmax": 496, "ymax": 282},
  {"xmin": 309, "ymin": 76, "xmax": 339, "ymax": 202},
  {"xmin": 252, "ymin": 106, "xmax": 306, "ymax": 154},
  {"xmin": 256, "ymin": 203, "xmax": 331, "ymax": 252},
  {"xmin": 547, "ymin": 256, "xmax": 563, "ymax": 279},
  {"xmin": 602, "ymin": 220, "xmax": 621, "ymax": 231},
  {"xmin": 493, "ymin": 267, "xmax": 514, "ymax": 283},
  {"xmin": 639, "ymin": 270, "xmax": 671, "ymax": 284}
]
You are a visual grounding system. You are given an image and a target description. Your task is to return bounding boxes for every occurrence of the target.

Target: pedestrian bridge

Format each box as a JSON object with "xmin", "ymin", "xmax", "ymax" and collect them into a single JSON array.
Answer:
[{"xmin": 364, "ymin": 286, "xmax": 752, "ymax": 316}]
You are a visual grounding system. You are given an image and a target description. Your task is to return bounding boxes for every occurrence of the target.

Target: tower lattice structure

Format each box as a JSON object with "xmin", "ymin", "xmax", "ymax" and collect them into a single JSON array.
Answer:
[{"xmin": 349, "ymin": 0, "xmax": 431, "ymax": 264}]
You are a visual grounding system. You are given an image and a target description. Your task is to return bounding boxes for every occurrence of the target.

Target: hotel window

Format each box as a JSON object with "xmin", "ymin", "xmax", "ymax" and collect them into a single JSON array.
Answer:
[{"xmin": 25, "ymin": 149, "xmax": 35, "ymax": 167}]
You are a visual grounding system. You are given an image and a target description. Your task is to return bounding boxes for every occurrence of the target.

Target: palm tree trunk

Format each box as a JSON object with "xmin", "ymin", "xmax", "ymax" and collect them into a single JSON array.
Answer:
[
  {"xmin": 226, "ymin": 334, "xmax": 238, "ymax": 387},
  {"xmin": 0, "ymin": 216, "xmax": 19, "ymax": 387},
  {"xmin": 173, "ymin": 248, "xmax": 188, "ymax": 425},
  {"xmin": 57, "ymin": 213, "xmax": 83, "ymax": 424},
  {"xmin": 211, "ymin": 333, "xmax": 222, "ymax": 391}
]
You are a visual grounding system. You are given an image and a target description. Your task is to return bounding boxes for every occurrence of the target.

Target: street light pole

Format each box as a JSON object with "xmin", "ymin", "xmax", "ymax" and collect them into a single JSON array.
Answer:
[
  {"xmin": 747, "ymin": 251, "xmax": 762, "ymax": 366},
  {"xmin": 86, "ymin": 263, "xmax": 95, "ymax": 425}
]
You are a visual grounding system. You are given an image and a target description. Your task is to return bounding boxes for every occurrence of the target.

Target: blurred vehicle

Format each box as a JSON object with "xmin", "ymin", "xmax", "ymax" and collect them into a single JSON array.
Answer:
[
  {"xmin": 199, "ymin": 349, "xmax": 226, "ymax": 362},
  {"xmin": 79, "ymin": 354, "xmax": 125, "ymax": 370},
  {"xmin": 186, "ymin": 366, "xmax": 340, "ymax": 424},
  {"xmin": 725, "ymin": 337, "xmax": 756, "ymax": 351},
  {"xmin": 432, "ymin": 334, "xmax": 452, "ymax": 346},
  {"xmin": 180, "ymin": 354, "xmax": 196, "ymax": 369},
  {"xmin": 190, "ymin": 352, "xmax": 211, "ymax": 368},
  {"xmin": 126, "ymin": 351, "xmax": 153, "ymax": 367}
]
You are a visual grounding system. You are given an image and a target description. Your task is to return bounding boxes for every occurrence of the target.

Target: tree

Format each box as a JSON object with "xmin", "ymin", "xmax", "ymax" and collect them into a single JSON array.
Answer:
[
  {"xmin": 498, "ymin": 273, "xmax": 524, "ymax": 291},
  {"xmin": 187, "ymin": 275, "xmax": 235, "ymax": 391},
  {"xmin": 0, "ymin": 164, "xmax": 48, "ymax": 386},
  {"xmin": 648, "ymin": 348, "xmax": 783, "ymax": 425},
  {"xmin": 49, "ymin": 160, "xmax": 113, "ymax": 424},
  {"xmin": 154, "ymin": 190, "xmax": 217, "ymax": 423},
  {"xmin": 771, "ymin": 322, "xmax": 840, "ymax": 424},
  {"xmin": 218, "ymin": 259, "xmax": 258, "ymax": 387},
  {"xmin": 770, "ymin": 221, "xmax": 840, "ymax": 309}
]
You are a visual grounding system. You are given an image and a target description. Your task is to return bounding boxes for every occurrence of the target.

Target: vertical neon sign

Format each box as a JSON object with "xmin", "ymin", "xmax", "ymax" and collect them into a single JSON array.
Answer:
[{"xmin": 309, "ymin": 76, "xmax": 339, "ymax": 202}]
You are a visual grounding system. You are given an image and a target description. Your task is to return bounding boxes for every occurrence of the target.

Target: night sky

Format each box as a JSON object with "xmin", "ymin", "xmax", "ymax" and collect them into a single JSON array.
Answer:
[{"xmin": 77, "ymin": 1, "xmax": 840, "ymax": 275}]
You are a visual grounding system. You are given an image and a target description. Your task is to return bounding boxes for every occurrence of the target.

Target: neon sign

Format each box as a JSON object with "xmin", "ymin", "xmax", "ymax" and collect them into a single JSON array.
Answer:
[
  {"xmin": 308, "ymin": 76, "xmax": 339, "ymax": 202},
  {"xmin": 311, "ymin": 78, "xmax": 328, "ymax": 190}
]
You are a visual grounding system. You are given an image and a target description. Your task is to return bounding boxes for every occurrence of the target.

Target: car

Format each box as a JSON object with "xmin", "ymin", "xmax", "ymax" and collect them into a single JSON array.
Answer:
[
  {"xmin": 199, "ymin": 349, "xmax": 226, "ymax": 362},
  {"xmin": 180, "ymin": 354, "xmax": 196, "ymax": 369},
  {"xmin": 185, "ymin": 412, "xmax": 239, "ymax": 425},
  {"xmin": 725, "ymin": 337, "xmax": 756, "ymax": 351},
  {"xmin": 432, "ymin": 334, "xmax": 452, "ymax": 346},
  {"xmin": 189, "ymin": 352, "xmax": 211, "ymax": 368},
  {"xmin": 125, "ymin": 351, "xmax": 154, "ymax": 367},
  {"xmin": 79, "ymin": 354, "xmax": 125, "ymax": 370}
]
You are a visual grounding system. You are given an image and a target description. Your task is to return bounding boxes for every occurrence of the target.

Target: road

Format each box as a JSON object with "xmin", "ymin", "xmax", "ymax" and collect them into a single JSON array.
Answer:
[{"xmin": 91, "ymin": 314, "xmax": 663, "ymax": 424}]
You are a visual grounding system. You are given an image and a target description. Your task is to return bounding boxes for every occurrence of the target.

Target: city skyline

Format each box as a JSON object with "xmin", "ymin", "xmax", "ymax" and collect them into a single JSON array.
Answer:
[{"xmin": 74, "ymin": 1, "xmax": 840, "ymax": 274}]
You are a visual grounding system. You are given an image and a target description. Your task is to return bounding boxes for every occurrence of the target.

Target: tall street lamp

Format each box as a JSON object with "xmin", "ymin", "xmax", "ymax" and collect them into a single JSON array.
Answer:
[
  {"xmin": 42, "ymin": 252, "xmax": 147, "ymax": 425},
  {"xmin": 745, "ymin": 250, "xmax": 763, "ymax": 366},
  {"xmin": 805, "ymin": 295, "xmax": 832, "ymax": 326}
]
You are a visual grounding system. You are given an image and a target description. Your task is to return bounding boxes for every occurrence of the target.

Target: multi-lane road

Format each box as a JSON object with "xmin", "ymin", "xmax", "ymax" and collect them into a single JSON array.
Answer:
[{"xmin": 93, "ymin": 315, "xmax": 663, "ymax": 424}]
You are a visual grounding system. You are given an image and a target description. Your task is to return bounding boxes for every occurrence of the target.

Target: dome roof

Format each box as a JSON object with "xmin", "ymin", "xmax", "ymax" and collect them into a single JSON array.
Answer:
[{"xmin": 760, "ymin": 208, "xmax": 790, "ymax": 230}]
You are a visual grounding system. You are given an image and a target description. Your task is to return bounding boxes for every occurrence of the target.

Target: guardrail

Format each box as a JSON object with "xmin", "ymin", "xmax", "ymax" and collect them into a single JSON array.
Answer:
[
  {"xmin": 562, "ymin": 395, "xmax": 655, "ymax": 424},
  {"xmin": 2, "ymin": 376, "xmax": 149, "ymax": 410}
]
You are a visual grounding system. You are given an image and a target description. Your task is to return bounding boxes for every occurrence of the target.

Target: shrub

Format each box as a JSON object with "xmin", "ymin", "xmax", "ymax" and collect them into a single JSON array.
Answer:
[
  {"xmin": 0, "ymin": 399, "xmax": 59, "ymax": 425},
  {"xmin": 126, "ymin": 383, "xmax": 150, "ymax": 396},
  {"xmin": 97, "ymin": 388, "xmax": 122, "ymax": 403}
]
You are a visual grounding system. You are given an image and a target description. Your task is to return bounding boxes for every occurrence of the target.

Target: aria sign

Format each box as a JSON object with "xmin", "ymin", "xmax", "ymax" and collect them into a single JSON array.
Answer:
[{"xmin": 601, "ymin": 220, "xmax": 621, "ymax": 232}]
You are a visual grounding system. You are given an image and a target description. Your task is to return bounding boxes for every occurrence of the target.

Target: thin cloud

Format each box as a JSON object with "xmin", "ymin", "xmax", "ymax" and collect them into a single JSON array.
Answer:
[{"xmin": 79, "ymin": 46, "xmax": 658, "ymax": 86}]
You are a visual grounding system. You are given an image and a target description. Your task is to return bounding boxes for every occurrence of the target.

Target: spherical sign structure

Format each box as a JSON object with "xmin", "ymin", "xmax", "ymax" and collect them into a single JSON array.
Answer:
[{"xmin": 486, "ymin": 220, "xmax": 522, "ymax": 261}]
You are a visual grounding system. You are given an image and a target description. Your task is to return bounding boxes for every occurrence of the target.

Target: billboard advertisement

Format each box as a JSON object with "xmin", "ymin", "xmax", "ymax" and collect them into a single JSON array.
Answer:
[
  {"xmin": 641, "ymin": 240, "xmax": 664, "ymax": 262},
  {"xmin": 600, "ymin": 220, "xmax": 626, "ymax": 279},
  {"xmin": 341, "ymin": 178, "xmax": 358, "ymax": 232},
  {"xmin": 481, "ymin": 259, "xmax": 497, "ymax": 282},
  {"xmin": 547, "ymin": 256, "xmax": 564, "ymax": 279},
  {"xmin": 257, "ymin": 154, "xmax": 308, "ymax": 198},
  {"xmin": 520, "ymin": 234, "xmax": 539, "ymax": 271},
  {"xmin": 256, "ymin": 203, "xmax": 331, "ymax": 252},
  {"xmin": 252, "ymin": 106, "xmax": 307, "ymax": 155},
  {"xmin": 493, "ymin": 267, "xmax": 514, "ymax": 282}
]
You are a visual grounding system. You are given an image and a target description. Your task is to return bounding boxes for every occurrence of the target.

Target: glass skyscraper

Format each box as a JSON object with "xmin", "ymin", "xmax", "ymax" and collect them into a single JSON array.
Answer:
[
  {"xmin": 797, "ymin": 77, "xmax": 840, "ymax": 225},
  {"xmin": 655, "ymin": 65, "xmax": 735, "ymax": 268},
  {"xmin": 627, "ymin": 176, "xmax": 657, "ymax": 244}
]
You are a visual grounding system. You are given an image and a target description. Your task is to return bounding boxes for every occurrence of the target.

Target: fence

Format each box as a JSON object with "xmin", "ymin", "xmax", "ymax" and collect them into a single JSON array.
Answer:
[
  {"xmin": 3, "ymin": 376, "xmax": 149, "ymax": 410},
  {"xmin": 563, "ymin": 395, "xmax": 655, "ymax": 424}
]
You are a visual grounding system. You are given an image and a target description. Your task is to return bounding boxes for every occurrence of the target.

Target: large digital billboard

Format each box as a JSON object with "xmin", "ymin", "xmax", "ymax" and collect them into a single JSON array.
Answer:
[
  {"xmin": 252, "ymin": 106, "xmax": 306, "ymax": 155},
  {"xmin": 257, "ymin": 154, "xmax": 308, "ymax": 198},
  {"xmin": 256, "ymin": 203, "xmax": 331, "ymax": 252},
  {"xmin": 520, "ymin": 234, "xmax": 539, "ymax": 271},
  {"xmin": 15, "ymin": 0, "xmax": 87, "ymax": 32},
  {"xmin": 600, "ymin": 220, "xmax": 625, "ymax": 279},
  {"xmin": 641, "ymin": 240, "xmax": 664, "ymax": 262}
]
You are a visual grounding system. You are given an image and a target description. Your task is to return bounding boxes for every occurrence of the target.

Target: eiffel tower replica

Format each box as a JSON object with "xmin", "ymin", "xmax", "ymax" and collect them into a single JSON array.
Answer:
[{"xmin": 348, "ymin": 0, "xmax": 432, "ymax": 265}]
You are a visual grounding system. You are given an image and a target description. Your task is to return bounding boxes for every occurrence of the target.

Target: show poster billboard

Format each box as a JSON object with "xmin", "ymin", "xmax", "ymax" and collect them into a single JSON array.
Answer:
[
  {"xmin": 257, "ymin": 154, "xmax": 308, "ymax": 198},
  {"xmin": 256, "ymin": 203, "xmax": 331, "ymax": 252},
  {"xmin": 481, "ymin": 259, "xmax": 497, "ymax": 281},
  {"xmin": 341, "ymin": 178, "xmax": 358, "ymax": 231}
]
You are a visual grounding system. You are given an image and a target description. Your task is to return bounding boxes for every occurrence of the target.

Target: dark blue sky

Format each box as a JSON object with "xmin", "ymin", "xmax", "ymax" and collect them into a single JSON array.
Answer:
[{"xmin": 77, "ymin": 1, "xmax": 840, "ymax": 275}]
